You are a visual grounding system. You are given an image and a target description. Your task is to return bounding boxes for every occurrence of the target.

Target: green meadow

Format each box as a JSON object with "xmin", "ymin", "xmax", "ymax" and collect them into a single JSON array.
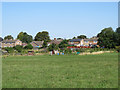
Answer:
[{"xmin": 2, "ymin": 53, "xmax": 118, "ymax": 88}]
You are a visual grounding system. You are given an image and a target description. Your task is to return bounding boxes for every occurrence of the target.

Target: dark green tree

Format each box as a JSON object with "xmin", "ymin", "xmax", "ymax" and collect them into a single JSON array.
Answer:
[
  {"xmin": 48, "ymin": 43, "xmax": 58, "ymax": 51},
  {"xmin": 14, "ymin": 45, "xmax": 23, "ymax": 52},
  {"xmin": 72, "ymin": 37, "xmax": 76, "ymax": 39},
  {"xmin": 77, "ymin": 35, "xmax": 87, "ymax": 39},
  {"xmin": 24, "ymin": 44, "xmax": 33, "ymax": 49},
  {"xmin": 42, "ymin": 40, "xmax": 47, "ymax": 48},
  {"xmin": 17, "ymin": 32, "xmax": 33, "ymax": 43},
  {"xmin": 4, "ymin": 35, "xmax": 13, "ymax": 40},
  {"xmin": 4, "ymin": 47, "xmax": 14, "ymax": 53},
  {"xmin": 34, "ymin": 31, "xmax": 50, "ymax": 42},
  {"xmin": 58, "ymin": 39, "xmax": 68, "ymax": 49},
  {"xmin": 97, "ymin": 27, "xmax": 116, "ymax": 48}
]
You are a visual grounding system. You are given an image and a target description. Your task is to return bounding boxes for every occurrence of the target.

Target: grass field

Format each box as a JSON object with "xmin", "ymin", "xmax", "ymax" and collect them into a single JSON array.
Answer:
[{"xmin": 2, "ymin": 53, "xmax": 118, "ymax": 88}]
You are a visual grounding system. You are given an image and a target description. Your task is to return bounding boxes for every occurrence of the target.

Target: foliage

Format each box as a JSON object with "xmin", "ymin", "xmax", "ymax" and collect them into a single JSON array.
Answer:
[
  {"xmin": 34, "ymin": 31, "xmax": 50, "ymax": 42},
  {"xmin": 115, "ymin": 46, "xmax": 120, "ymax": 52},
  {"xmin": 76, "ymin": 48, "xmax": 85, "ymax": 53},
  {"xmin": 64, "ymin": 48, "xmax": 72, "ymax": 54},
  {"xmin": 42, "ymin": 40, "xmax": 47, "ymax": 48},
  {"xmin": 58, "ymin": 39, "xmax": 68, "ymax": 49},
  {"xmin": 97, "ymin": 27, "xmax": 117, "ymax": 48},
  {"xmin": 72, "ymin": 37, "xmax": 76, "ymax": 39},
  {"xmin": 4, "ymin": 35, "xmax": 13, "ymax": 40},
  {"xmin": 24, "ymin": 44, "xmax": 33, "ymax": 49},
  {"xmin": 14, "ymin": 45, "xmax": 23, "ymax": 52},
  {"xmin": 4, "ymin": 47, "xmax": 14, "ymax": 53},
  {"xmin": 77, "ymin": 35, "xmax": 87, "ymax": 39},
  {"xmin": 48, "ymin": 43, "xmax": 58, "ymax": 51},
  {"xmin": 17, "ymin": 32, "xmax": 33, "ymax": 43}
]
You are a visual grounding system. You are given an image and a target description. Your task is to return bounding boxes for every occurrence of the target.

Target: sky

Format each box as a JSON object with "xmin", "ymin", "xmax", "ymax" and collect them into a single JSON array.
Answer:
[{"xmin": 2, "ymin": 2, "xmax": 118, "ymax": 39}]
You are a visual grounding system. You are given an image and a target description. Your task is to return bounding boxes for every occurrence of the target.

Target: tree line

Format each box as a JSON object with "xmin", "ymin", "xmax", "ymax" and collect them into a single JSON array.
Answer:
[{"xmin": 1, "ymin": 27, "xmax": 120, "ymax": 49}]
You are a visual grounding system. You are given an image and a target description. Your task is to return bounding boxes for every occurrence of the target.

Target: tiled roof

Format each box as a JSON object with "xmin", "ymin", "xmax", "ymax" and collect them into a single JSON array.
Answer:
[
  {"xmin": 69, "ymin": 39, "xmax": 82, "ymax": 42},
  {"xmin": 84, "ymin": 38, "xmax": 98, "ymax": 41},
  {"xmin": 2, "ymin": 39, "xmax": 20, "ymax": 43},
  {"xmin": 48, "ymin": 40, "xmax": 63, "ymax": 45},
  {"xmin": 30, "ymin": 41, "xmax": 44, "ymax": 47}
]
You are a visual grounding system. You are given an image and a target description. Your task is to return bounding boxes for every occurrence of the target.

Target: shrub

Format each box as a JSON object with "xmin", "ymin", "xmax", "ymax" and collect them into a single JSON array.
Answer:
[
  {"xmin": 4, "ymin": 47, "xmax": 14, "ymax": 53},
  {"xmin": 24, "ymin": 44, "xmax": 33, "ymax": 49},
  {"xmin": 115, "ymin": 46, "xmax": 120, "ymax": 52},
  {"xmin": 14, "ymin": 45, "xmax": 23, "ymax": 52},
  {"xmin": 64, "ymin": 49, "xmax": 72, "ymax": 54}
]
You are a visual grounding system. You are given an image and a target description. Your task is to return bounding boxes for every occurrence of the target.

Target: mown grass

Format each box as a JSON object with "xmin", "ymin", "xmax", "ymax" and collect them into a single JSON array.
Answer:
[{"xmin": 2, "ymin": 53, "xmax": 118, "ymax": 88}]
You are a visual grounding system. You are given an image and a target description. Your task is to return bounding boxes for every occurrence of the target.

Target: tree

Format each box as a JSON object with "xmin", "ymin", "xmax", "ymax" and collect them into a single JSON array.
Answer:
[
  {"xmin": 97, "ymin": 27, "xmax": 116, "ymax": 48},
  {"xmin": 116, "ymin": 27, "xmax": 120, "ymax": 34},
  {"xmin": 72, "ymin": 37, "xmax": 76, "ymax": 39},
  {"xmin": 24, "ymin": 44, "xmax": 33, "ymax": 49},
  {"xmin": 42, "ymin": 40, "xmax": 47, "ymax": 48},
  {"xmin": 4, "ymin": 47, "xmax": 14, "ymax": 53},
  {"xmin": 58, "ymin": 39, "xmax": 68, "ymax": 49},
  {"xmin": 14, "ymin": 45, "xmax": 23, "ymax": 52},
  {"xmin": 34, "ymin": 31, "xmax": 50, "ymax": 42},
  {"xmin": 17, "ymin": 32, "xmax": 33, "ymax": 43},
  {"xmin": 0, "ymin": 37, "xmax": 3, "ymax": 41},
  {"xmin": 48, "ymin": 43, "xmax": 58, "ymax": 51},
  {"xmin": 4, "ymin": 35, "xmax": 13, "ymax": 40},
  {"xmin": 77, "ymin": 35, "xmax": 87, "ymax": 39},
  {"xmin": 115, "ymin": 27, "xmax": 120, "ymax": 46}
]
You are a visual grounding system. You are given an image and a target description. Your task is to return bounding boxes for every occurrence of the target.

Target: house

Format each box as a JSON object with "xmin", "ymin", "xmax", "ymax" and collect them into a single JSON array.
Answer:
[
  {"xmin": 69, "ymin": 37, "xmax": 98, "ymax": 47},
  {"xmin": 30, "ymin": 41, "xmax": 44, "ymax": 48},
  {"xmin": 2, "ymin": 39, "xmax": 22, "ymax": 48},
  {"xmin": 22, "ymin": 43, "xmax": 28, "ymax": 47},
  {"xmin": 69, "ymin": 39, "xmax": 84, "ymax": 46},
  {"xmin": 47, "ymin": 38, "xmax": 63, "ymax": 46}
]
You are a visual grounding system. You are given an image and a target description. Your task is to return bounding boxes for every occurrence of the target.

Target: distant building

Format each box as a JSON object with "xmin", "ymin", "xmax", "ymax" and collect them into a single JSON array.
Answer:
[
  {"xmin": 47, "ymin": 38, "xmax": 63, "ymax": 46},
  {"xmin": 30, "ymin": 41, "xmax": 44, "ymax": 48},
  {"xmin": 1, "ymin": 39, "xmax": 22, "ymax": 48},
  {"xmin": 69, "ymin": 37, "xmax": 98, "ymax": 47}
]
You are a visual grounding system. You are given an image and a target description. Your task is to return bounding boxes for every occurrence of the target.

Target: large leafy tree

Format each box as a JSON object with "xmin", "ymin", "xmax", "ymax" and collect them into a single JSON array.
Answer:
[
  {"xmin": 24, "ymin": 44, "xmax": 33, "ymax": 49},
  {"xmin": 4, "ymin": 35, "xmax": 13, "ymax": 40},
  {"xmin": 97, "ymin": 27, "xmax": 116, "ymax": 48},
  {"xmin": 42, "ymin": 40, "xmax": 47, "ymax": 48},
  {"xmin": 17, "ymin": 32, "xmax": 33, "ymax": 43},
  {"xmin": 34, "ymin": 31, "xmax": 50, "ymax": 42},
  {"xmin": 77, "ymin": 35, "xmax": 87, "ymax": 39},
  {"xmin": 115, "ymin": 27, "xmax": 120, "ymax": 46},
  {"xmin": 58, "ymin": 39, "xmax": 68, "ymax": 49},
  {"xmin": 48, "ymin": 43, "xmax": 58, "ymax": 51}
]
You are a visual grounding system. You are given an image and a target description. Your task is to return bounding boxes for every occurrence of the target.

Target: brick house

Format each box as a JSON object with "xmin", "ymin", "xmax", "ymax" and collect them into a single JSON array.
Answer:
[
  {"xmin": 47, "ymin": 38, "xmax": 63, "ymax": 46},
  {"xmin": 30, "ymin": 41, "xmax": 44, "ymax": 48},
  {"xmin": 2, "ymin": 39, "xmax": 22, "ymax": 48},
  {"xmin": 69, "ymin": 37, "xmax": 98, "ymax": 47}
]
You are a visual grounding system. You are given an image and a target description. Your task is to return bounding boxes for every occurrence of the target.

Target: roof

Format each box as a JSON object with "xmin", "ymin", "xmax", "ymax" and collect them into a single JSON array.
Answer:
[
  {"xmin": 30, "ymin": 41, "xmax": 44, "ymax": 47},
  {"xmin": 48, "ymin": 40, "xmax": 63, "ymax": 45},
  {"xmin": 84, "ymin": 38, "xmax": 98, "ymax": 41},
  {"xmin": 69, "ymin": 39, "xmax": 82, "ymax": 42},
  {"xmin": 2, "ymin": 39, "xmax": 21, "ymax": 43}
]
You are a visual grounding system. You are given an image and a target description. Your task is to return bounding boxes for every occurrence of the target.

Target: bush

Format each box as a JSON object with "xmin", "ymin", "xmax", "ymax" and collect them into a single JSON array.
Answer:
[
  {"xmin": 64, "ymin": 49, "xmax": 72, "ymax": 54},
  {"xmin": 76, "ymin": 48, "xmax": 85, "ymax": 53},
  {"xmin": 4, "ymin": 47, "xmax": 14, "ymax": 53},
  {"xmin": 115, "ymin": 46, "xmax": 120, "ymax": 52},
  {"xmin": 14, "ymin": 45, "xmax": 23, "ymax": 52},
  {"xmin": 24, "ymin": 44, "xmax": 33, "ymax": 49}
]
